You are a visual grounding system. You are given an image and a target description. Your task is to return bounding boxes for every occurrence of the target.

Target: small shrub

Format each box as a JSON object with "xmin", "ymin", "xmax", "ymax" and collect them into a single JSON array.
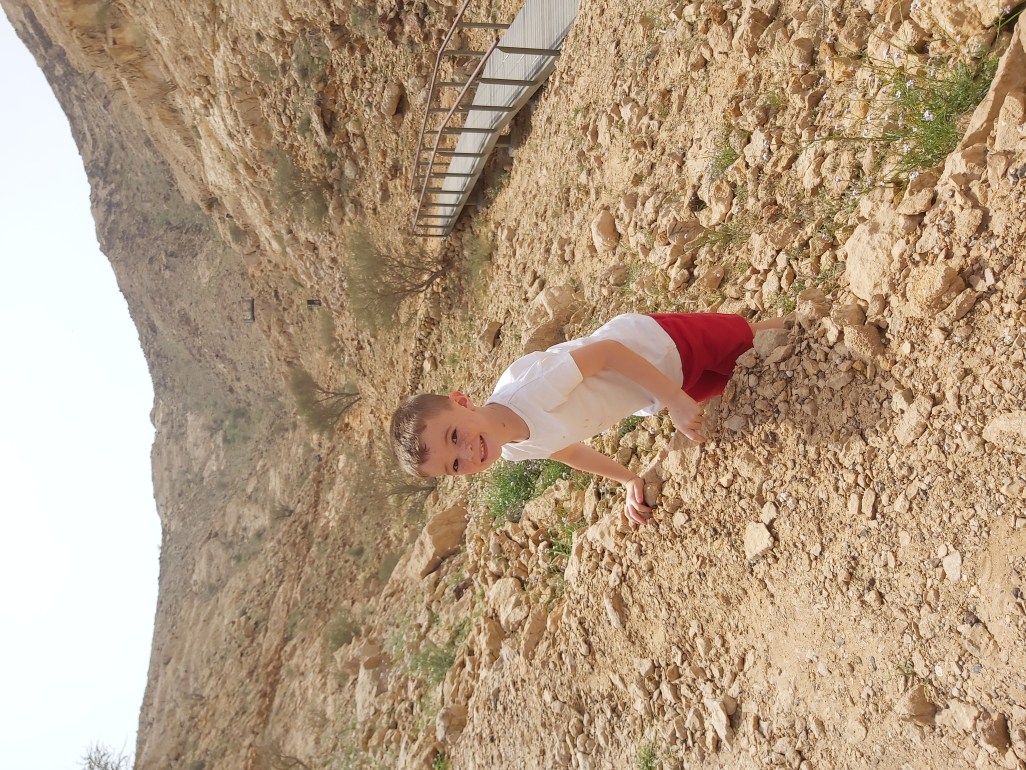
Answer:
[
  {"xmin": 409, "ymin": 641, "xmax": 456, "ymax": 686},
  {"xmin": 286, "ymin": 607, "xmax": 304, "ymax": 640},
  {"xmin": 325, "ymin": 609, "xmax": 360, "ymax": 652},
  {"xmin": 824, "ymin": 51, "xmax": 998, "ymax": 182},
  {"xmin": 481, "ymin": 459, "xmax": 579, "ymax": 524},
  {"xmin": 81, "ymin": 745, "xmax": 131, "ymax": 770},
  {"xmin": 688, "ymin": 214, "xmax": 755, "ymax": 253},
  {"xmin": 616, "ymin": 415, "xmax": 645, "ymax": 439},
  {"xmin": 292, "ymin": 35, "xmax": 329, "ymax": 85},
  {"xmin": 547, "ymin": 512, "xmax": 585, "ymax": 570},
  {"xmin": 213, "ymin": 406, "xmax": 252, "ymax": 447},
  {"xmin": 345, "ymin": 229, "xmax": 451, "ymax": 333},
  {"xmin": 709, "ymin": 126, "xmax": 749, "ymax": 179},
  {"xmin": 461, "ymin": 232, "xmax": 493, "ymax": 286},
  {"xmin": 636, "ymin": 741, "xmax": 658, "ymax": 770},
  {"xmin": 432, "ymin": 754, "xmax": 451, "ymax": 770},
  {"xmin": 287, "ymin": 366, "xmax": 360, "ymax": 432}
]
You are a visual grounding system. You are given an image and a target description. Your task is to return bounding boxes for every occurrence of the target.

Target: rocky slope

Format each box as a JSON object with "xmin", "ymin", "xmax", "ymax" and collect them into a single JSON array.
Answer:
[{"xmin": 5, "ymin": 0, "xmax": 1026, "ymax": 769}]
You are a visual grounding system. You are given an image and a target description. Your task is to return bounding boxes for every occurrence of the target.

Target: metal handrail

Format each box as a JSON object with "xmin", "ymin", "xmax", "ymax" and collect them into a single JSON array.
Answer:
[
  {"xmin": 411, "ymin": 36, "xmax": 500, "ymax": 232},
  {"xmin": 410, "ymin": 0, "xmax": 475, "ymax": 196}
]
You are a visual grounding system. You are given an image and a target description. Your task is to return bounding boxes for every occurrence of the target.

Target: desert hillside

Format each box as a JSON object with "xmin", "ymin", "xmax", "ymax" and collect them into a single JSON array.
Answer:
[{"xmin": 4, "ymin": 0, "xmax": 1026, "ymax": 769}]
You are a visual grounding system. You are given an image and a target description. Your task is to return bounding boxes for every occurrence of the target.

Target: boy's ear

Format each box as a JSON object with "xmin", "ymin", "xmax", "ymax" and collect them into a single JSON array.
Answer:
[{"xmin": 449, "ymin": 390, "xmax": 473, "ymax": 409}]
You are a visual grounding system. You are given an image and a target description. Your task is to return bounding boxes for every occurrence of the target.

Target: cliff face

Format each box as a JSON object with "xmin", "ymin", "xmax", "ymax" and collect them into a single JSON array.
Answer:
[
  {"xmin": 2, "ymin": 4, "xmax": 325, "ymax": 768},
  {"xmin": 1, "ymin": 0, "xmax": 443, "ymax": 765},
  {"xmin": 7, "ymin": 0, "xmax": 1026, "ymax": 769}
]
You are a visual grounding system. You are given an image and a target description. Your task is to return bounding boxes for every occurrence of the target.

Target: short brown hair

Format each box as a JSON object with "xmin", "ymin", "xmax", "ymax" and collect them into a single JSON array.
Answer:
[{"xmin": 390, "ymin": 393, "xmax": 450, "ymax": 476}]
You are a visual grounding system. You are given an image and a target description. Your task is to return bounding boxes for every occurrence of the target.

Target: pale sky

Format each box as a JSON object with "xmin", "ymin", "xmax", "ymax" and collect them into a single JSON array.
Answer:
[{"xmin": 0, "ymin": 14, "xmax": 161, "ymax": 770}]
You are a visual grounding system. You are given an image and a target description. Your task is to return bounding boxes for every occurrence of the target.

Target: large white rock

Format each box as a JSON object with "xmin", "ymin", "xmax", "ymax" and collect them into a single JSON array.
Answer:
[
  {"xmin": 407, "ymin": 505, "xmax": 468, "ymax": 578},
  {"xmin": 591, "ymin": 209, "xmax": 620, "ymax": 251},
  {"xmin": 843, "ymin": 208, "xmax": 916, "ymax": 300},
  {"xmin": 982, "ymin": 412, "xmax": 1026, "ymax": 454},
  {"xmin": 744, "ymin": 522, "xmax": 774, "ymax": 560},
  {"xmin": 488, "ymin": 576, "xmax": 529, "ymax": 632}
]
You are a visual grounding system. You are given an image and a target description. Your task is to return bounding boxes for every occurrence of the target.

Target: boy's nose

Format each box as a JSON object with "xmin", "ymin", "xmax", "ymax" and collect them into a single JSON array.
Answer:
[{"xmin": 456, "ymin": 439, "xmax": 473, "ymax": 461}]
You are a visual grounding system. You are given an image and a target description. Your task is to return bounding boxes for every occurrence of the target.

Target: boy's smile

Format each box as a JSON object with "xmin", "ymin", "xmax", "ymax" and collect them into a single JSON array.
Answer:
[{"xmin": 418, "ymin": 391, "xmax": 528, "ymax": 477}]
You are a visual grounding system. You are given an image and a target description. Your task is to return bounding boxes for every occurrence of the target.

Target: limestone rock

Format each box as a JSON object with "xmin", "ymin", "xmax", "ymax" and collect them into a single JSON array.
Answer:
[
  {"xmin": 896, "ymin": 684, "xmax": 936, "ymax": 725},
  {"xmin": 479, "ymin": 618, "xmax": 503, "ymax": 663},
  {"xmin": 942, "ymin": 550, "xmax": 962, "ymax": 583},
  {"xmin": 585, "ymin": 514, "xmax": 624, "ymax": 552},
  {"xmin": 520, "ymin": 607, "xmax": 547, "ymax": 659},
  {"xmin": 937, "ymin": 700, "xmax": 980, "ymax": 733},
  {"xmin": 844, "ymin": 209, "xmax": 915, "ymax": 300},
  {"xmin": 521, "ymin": 285, "xmax": 582, "ymax": 354},
  {"xmin": 795, "ymin": 287, "xmax": 831, "ymax": 328},
  {"xmin": 380, "ymin": 82, "xmax": 403, "ymax": 116},
  {"xmin": 906, "ymin": 264, "xmax": 965, "ymax": 314},
  {"xmin": 591, "ymin": 209, "xmax": 620, "ymax": 251},
  {"xmin": 408, "ymin": 505, "xmax": 468, "ymax": 579},
  {"xmin": 604, "ymin": 590, "xmax": 626, "ymax": 629},
  {"xmin": 701, "ymin": 179, "xmax": 734, "ymax": 226},
  {"xmin": 397, "ymin": 734, "xmax": 443, "ymax": 770},
  {"xmin": 744, "ymin": 522, "xmax": 774, "ymax": 560},
  {"xmin": 488, "ymin": 577, "xmax": 529, "ymax": 633},
  {"xmin": 896, "ymin": 171, "xmax": 938, "ymax": 214},
  {"xmin": 355, "ymin": 654, "xmax": 387, "ymax": 723},
  {"xmin": 982, "ymin": 412, "xmax": 1026, "ymax": 454},
  {"xmin": 753, "ymin": 329, "xmax": 790, "ymax": 358},
  {"xmin": 844, "ymin": 323, "xmax": 885, "ymax": 362},
  {"xmin": 705, "ymin": 698, "xmax": 733, "ymax": 742},
  {"xmin": 435, "ymin": 704, "xmax": 468, "ymax": 742},
  {"xmin": 831, "ymin": 303, "xmax": 866, "ymax": 327},
  {"xmin": 894, "ymin": 395, "xmax": 933, "ymax": 445},
  {"xmin": 978, "ymin": 712, "xmax": 1010, "ymax": 752},
  {"xmin": 478, "ymin": 320, "xmax": 503, "ymax": 353},
  {"xmin": 938, "ymin": 288, "xmax": 978, "ymax": 325}
]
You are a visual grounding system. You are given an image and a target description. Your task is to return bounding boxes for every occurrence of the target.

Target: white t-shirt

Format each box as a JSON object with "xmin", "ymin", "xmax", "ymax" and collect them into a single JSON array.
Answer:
[{"xmin": 488, "ymin": 314, "xmax": 682, "ymax": 461}]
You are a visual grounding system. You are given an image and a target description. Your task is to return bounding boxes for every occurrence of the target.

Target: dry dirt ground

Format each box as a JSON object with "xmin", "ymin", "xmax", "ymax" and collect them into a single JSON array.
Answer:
[
  {"xmin": 353, "ymin": 3, "xmax": 1026, "ymax": 770},
  {"xmin": 6, "ymin": 0, "xmax": 1026, "ymax": 769}
]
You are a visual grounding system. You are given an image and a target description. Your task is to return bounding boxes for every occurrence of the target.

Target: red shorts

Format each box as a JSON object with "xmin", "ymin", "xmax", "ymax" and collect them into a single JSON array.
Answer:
[{"xmin": 649, "ymin": 313, "xmax": 753, "ymax": 401}]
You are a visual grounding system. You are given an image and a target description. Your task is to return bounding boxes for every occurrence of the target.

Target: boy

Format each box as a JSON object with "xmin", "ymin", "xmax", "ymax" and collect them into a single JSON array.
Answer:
[{"xmin": 390, "ymin": 312, "xmax": 785, "ymax": 525}]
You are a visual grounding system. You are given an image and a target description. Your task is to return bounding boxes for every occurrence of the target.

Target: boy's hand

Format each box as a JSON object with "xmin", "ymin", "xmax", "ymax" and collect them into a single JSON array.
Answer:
[
  {"xmin": 624, "ymin": 476, "xmax": 652, "ymax": 526},
  {"xmin": 668, "ymin": 393, "xmax": 707, "ymax": 443}
]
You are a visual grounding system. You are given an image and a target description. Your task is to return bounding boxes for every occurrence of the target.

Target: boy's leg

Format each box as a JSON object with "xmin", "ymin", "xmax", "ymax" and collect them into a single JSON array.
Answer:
[{"xmin": 749, "ymin": 317, "xmax": 786, "ymax": 333}]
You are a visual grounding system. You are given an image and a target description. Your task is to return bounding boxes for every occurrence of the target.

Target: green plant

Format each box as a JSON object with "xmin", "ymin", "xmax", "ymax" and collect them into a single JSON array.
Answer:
[
  {"xmin": 462, "ymin": 232, "xmax": 494, "ymax": 287},
  {"xmin": 709, "ymin": 126, "xmax": 750, "ymax": 179},
  {"xmin": 213, "ymin": 406, "xmax": 252, "ymax": 447},
  {"xmin": 431, "ymin": 753, "xmax": 451, "ymax": 770},
  {"xmin": 480, "ymin": 459, "xmax": 578, "ymax": 524},
  {"xmin": 688, "ymin": 214, "xmax": 754, "ymax": 254},
  {"xmin": 637, "ymin": 740, "xmax": 658, "ymax": 770},
  {"xmin": 286, "ymin": 607, "xmax": 304, "ymax": 640},
  {"xmin": 325, "ymin": 609, "xmax": 360, "ymax": 652},
  {"xmin": 409, "ymin": 641, "xmax": 456, "ymax": 686},
  {"xmin": 292, "ymin": 35, "xmax": 330, "ymax": 85},
  {"xmin": 547, "ymin": 512, "xmax": 585, "ymax": 567},
  {"xmin": 823, "ymin": 51, "xmax": 998, "ymax": 182},
  {"xmin": 616, "ymin": 415, "xmax": 645, "ymax": 439}
]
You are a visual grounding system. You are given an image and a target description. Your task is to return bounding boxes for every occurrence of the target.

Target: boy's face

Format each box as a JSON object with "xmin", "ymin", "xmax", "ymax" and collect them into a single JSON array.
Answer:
[{"xmin": 418, "ymin": 392, "xmax": 501, "ymax": 478}]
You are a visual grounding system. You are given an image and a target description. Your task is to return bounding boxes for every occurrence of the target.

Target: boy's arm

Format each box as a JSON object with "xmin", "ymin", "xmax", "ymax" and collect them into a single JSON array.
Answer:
[
  {"xmin": 550, "ymin": 442, "xmax": 652, "ymax": 526},
  {"xmin": 569, "ymin": 340, "xmax": 707, "ymax": 442}
]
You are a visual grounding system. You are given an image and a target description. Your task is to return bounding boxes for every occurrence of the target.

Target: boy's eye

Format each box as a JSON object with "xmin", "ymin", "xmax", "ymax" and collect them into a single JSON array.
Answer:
[{"xmin": 451, "ymin": 430, "xmax": 458, "ymax": 473}]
